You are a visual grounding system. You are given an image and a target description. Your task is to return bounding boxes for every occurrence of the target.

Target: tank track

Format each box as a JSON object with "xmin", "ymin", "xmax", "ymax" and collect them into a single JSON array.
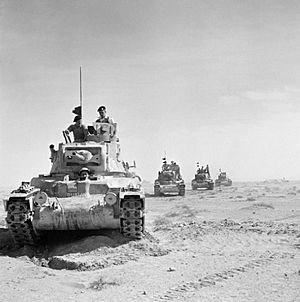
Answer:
[
  {"xmin": 154, "ymin": 185, "xmax": 160, "ymax": 196},
  {"xmin": 178, "ymin": 184, "xmax": 185, "ymax": 196},
  {"xmin": 208, "ymin": 181, "xmax": 214, "ymax": 190},
  {"xmin": 120, "ymin": 195, "xmax": 145, "ymax": 239},
  {"xmin": 6, "ymin": 198, "xmax": 38, "ymax": 246}
]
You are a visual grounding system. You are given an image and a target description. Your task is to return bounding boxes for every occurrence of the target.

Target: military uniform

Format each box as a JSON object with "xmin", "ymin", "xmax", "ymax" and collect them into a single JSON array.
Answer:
[
  {"xmin": 95, "ymin": 105, "xmax": 114, "ymax": 124},
  {"xmin": 67, "ymin": 123, "xmax": 88, "ymax": 142},
  {"xmin": 95, "ymin": 116, "xmax": 114, "ymax": 124}
]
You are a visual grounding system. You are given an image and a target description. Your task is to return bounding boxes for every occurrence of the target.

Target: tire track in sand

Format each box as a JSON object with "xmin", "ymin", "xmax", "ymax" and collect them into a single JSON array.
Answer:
[{"xmin": 153, "ymin": 251, "xmax": 295, "ymax": 301}]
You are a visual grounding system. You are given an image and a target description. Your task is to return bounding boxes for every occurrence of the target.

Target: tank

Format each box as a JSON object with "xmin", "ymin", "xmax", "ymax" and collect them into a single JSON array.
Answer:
[
  {"xmin": 154, "ymin": 160, "xmax": 185, "ymax": 196},
  {"xmin": 215, "ymin": 170, "xmax": 232, "ymax": 187},
  {"xmin": 191, "ymin": 163, "xmax": 214, "ymax": 190},
  {"xmin": 3, "ymin": 121, "xmax": 145, "ymax": 246}
]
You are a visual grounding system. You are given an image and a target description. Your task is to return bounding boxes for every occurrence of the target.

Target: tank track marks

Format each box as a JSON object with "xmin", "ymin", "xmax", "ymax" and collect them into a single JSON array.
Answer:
[
  {"xmin": 120, "ymin": 195, "xmax": 145, "ymax": 239},
  {"xmin": 6, "ymin": 198, "xmax": 39, "ymax": 247},
  {"xmin": 154, "ymin": 251, "xmax": 294, "ymax": 301}
]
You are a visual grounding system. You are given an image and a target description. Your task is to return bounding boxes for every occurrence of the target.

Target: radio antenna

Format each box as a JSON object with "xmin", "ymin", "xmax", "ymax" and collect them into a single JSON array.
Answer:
[{"xmin": 80, "ymin": 67, "xmax": 82, "ymax": 114}]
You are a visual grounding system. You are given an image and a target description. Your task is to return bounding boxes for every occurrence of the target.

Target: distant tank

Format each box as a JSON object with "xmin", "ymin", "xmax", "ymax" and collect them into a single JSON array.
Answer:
[
  {"xmin": 154, "ymin": 159, "xmax": 185, "ymax": 196},
  {"xmin": 215, "ymin": 170, "xmax": 232, "ymax": 187},
  {"xmin": 3, "ymin": 119, "xmax": 145, "ymax": 246},
  {"xmin": 191, "ymin": 163, "xmax": 214, "ymax": 190}
]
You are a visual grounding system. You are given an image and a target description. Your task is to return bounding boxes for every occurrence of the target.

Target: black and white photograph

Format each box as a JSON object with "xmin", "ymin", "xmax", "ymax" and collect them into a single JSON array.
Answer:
[{"xmin": 0, "ymin": 1, "xmax": 299, "ymax": 301}]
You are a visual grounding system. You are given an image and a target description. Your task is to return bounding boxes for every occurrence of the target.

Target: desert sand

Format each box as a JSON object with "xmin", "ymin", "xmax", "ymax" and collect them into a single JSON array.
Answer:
[{"xmin": 0, "ymin": 180, "xmax": 299, "ymax": 302}]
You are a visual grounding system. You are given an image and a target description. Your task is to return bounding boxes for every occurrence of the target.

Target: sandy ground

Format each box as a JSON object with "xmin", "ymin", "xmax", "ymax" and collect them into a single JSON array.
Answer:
[{"xmin": 0, "ymin": 181, "xmax": 299, "ymax": 302}]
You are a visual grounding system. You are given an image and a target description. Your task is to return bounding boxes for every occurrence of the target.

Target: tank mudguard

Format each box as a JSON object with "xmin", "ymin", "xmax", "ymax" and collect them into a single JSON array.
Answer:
[{"xmin": 119, "ymin": 189, "xmax": 145, "ymax": 200}]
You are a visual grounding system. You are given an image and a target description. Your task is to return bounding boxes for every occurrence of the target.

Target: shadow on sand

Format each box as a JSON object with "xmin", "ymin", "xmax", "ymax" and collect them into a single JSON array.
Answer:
[
  {"xmin": 0, "ymin": 227, "xmax": 165, "ymax": 271},
  {"xmin": 0, "ymin": 228, "xmax": 131, "ymax": 260}
]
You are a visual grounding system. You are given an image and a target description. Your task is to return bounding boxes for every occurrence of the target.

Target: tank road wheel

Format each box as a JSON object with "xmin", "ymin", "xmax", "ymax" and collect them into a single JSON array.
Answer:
[
  {"xmin": 154, "ymin": 185, "xmax": 160, "ymax": 196},
  {"xmin": 179, "ymin": 185, "xmax": 185, "ymax": 196},
  {"xmin": 6, "ymin": 199, "xmax": 39, "ymax": 246},
  {"xmin": 120, "ymin": 195, "xmax": 145, "ymax": 239}
]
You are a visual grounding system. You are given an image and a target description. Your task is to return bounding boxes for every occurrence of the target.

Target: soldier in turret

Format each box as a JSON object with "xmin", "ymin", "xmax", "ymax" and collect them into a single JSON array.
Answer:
[
  {"xmin": 49, "ymin": 144, "xmax": 58, "ymax": 163},
  {"xmin": 65, "ymin": 115, "xmax": 88, "ymax": 142},
  {"xmin": 162, "ymin": 158, "xmax": 168, "ymax": 171},
  {"xmin": 205, "ymin": 164, "xmax": 210, "ymax": 178},
  {"xmin": 173, "ymin": 162, "xmax": 182, "ymax": 180},
  {"xmin": 95, "ymin": 106, "xmax": 116, "ymax": 139},
  {"xmin": 96, "ymin": 106, "xmax": 114, "ymax": 124}
]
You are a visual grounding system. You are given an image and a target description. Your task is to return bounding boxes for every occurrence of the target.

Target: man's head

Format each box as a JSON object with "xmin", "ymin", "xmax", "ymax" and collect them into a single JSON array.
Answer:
[
  {"xmin": 73, "ymin": 115, "xmax": 81, "ymax": 125},
  {"xmin": 97, "ymin": 106, "xmax": 106, "ymax": 118}
]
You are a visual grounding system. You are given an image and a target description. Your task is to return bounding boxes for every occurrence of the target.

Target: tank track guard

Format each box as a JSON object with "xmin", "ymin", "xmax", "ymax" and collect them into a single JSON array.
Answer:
[{"xmin": 5, "ymin": 184, "xmax": 40, "ymax": 246}]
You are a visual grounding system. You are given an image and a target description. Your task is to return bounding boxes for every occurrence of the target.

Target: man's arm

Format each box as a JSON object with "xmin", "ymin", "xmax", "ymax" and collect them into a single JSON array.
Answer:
[
  {"xmin": 66, "ymin": 124, "xmax": 74, "ymax": 134},
  {"xmin": 82, "ymin": 124, "xmax": 88, "ymax": 141}
]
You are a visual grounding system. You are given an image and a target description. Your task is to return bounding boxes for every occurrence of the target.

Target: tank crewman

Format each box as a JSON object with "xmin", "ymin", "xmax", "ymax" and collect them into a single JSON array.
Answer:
[
  {"xmin": 173, "ymin": 162, "xmax": 182, "ymax": 180},
  {"xmin": 205, "ymin": 164, "xmax": 210, "ymax": 178},
  {"xmin": 65, "ymin": 115, "xmax": 88, "ymax": 142},
  {"xmin": 162, "ymin": 158, "xmax": 168, "ymax": 171},
  {"xmin": 49, "ymin": 144, "xmax": 58, "ymax": 163},
  {"xmin": 95, "ymin": 106, "xmax": 116, "ymax": 138},
  {"xmin": 95, "ymin": 106, "xmax": 114, "ymax": 124}
]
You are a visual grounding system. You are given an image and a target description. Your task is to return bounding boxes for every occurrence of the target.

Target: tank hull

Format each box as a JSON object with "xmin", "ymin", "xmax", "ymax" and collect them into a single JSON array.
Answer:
[
  {"xmin": 154, "ymin": 181, "xmax": 185, "ymax": 196},
  {"xmin": 157, "ymin": 184, "xmax": 179, "ymax": 195},
  {"xmin": 191, "ymin": 179, "xmax": 214, "ymax": 190},
  {"xmin": 33, "ymin": 195, "xmax": 120, "ymax": 230},
  {"xmin": 5, "ymin": 182, "xmax": 145, "ymax": 246},
  {"xmin": 215, "ymin": 179, "xmax": 232, "ymax": 187}
]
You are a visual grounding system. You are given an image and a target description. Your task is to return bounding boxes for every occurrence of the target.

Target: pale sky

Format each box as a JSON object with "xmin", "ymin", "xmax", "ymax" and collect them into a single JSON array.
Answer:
[{"xmin": 1, "ymin": 0, "xmax": 300, "ymax": 187}]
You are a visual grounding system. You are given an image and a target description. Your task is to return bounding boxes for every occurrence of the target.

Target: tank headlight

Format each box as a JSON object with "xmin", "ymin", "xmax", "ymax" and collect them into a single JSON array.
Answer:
[
  {"xmin": 104, "ymin": 192, "xmax": 117, "ymax": 205},
  {"xmin": 34, "ymin": 191, "xmax": 48, "ymax": 206}
]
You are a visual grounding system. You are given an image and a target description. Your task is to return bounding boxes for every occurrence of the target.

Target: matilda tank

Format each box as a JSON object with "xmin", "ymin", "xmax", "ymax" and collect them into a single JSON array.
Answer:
[
  {"xmin": 191, "ymin": 163, "xmax": 214, "ymax": 190},
  {"xmin": 3, "ymin": 121, "xmax": 145, "ymax": 246},
  {"xmin": 154, "ymin": 160, "xmax": 185, "ymax": 196},
  {"xmin": 215, "ymin": 170, "xmax": 232, "ymax": 187}
]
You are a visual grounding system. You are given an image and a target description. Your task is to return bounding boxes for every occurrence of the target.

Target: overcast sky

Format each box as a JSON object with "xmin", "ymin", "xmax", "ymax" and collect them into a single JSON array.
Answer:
[{"xmin": 1, "ymin": 0, "xmax": 300, "ymax": 187}]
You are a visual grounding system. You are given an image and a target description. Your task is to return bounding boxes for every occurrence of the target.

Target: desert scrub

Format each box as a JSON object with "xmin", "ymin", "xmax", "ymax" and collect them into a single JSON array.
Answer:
[
  {"xmin": 253, "ymin": 201, "xmax": 274, "ymax": 209},
  {"xmin": 89, "ymin": 276, "xmax": 120, "ymax": 291}
]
